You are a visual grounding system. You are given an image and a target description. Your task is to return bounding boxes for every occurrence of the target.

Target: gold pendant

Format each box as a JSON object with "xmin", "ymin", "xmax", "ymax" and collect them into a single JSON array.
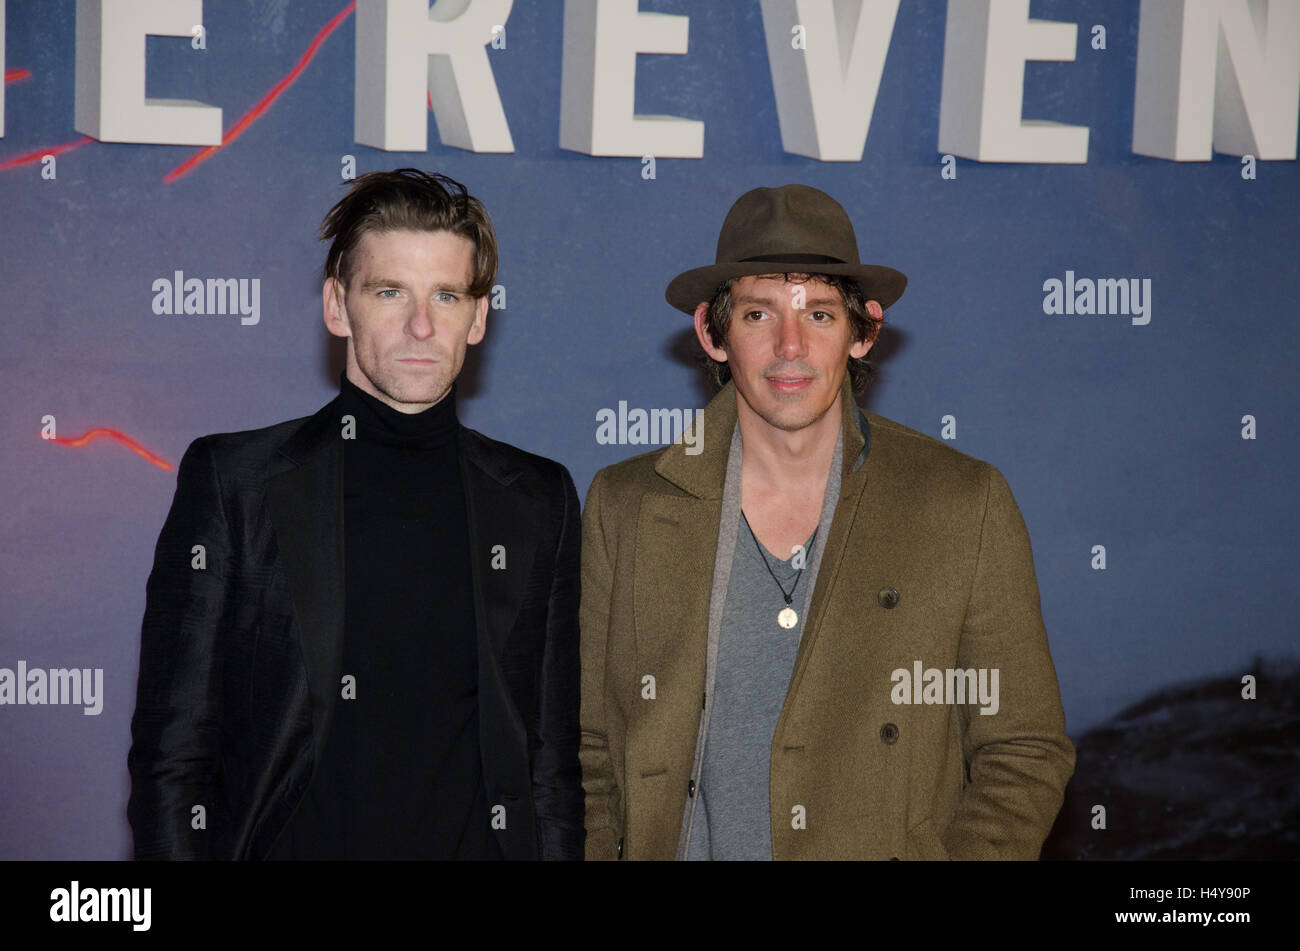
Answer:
[{"xmin": 778, "ymin": 607, "xmax": 798, "ymax": 629}]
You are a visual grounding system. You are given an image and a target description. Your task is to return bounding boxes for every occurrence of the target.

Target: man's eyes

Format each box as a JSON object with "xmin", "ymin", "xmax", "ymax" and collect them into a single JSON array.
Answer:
[
  {"xmin": 742, "ymin": 309, "xmax": 835, "ymax": 321},
  {"xmin": 375, "ymin": 289, "xmax": 460, "ymax": 302}
]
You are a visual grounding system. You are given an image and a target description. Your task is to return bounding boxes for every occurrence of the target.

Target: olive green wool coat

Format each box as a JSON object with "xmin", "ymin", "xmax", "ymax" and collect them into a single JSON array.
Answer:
[{"xmin": 579, "ymin": 380, "xmax": 1074, "ymax": 860}]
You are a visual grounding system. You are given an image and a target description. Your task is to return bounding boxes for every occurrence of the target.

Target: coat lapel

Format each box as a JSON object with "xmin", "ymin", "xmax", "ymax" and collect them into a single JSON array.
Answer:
[
  {"xmin": 459, "ymin": 428, "xmax": 539, "ymax": 664},
  {"xmin": 789, "ymin": 379, "xmax": 873, "ymax": 693},
  {"xmin": 265, "ymin": 398, "xmax": 346, "ymax": 766},
  {"xmin": 636, "ymin": 385, "xmax": 734, "ymax": 679}
]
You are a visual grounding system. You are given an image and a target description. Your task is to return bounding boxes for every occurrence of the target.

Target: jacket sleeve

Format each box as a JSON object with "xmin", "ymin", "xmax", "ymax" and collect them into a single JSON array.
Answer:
[
  {"xmin": 127, "ymin": 437, "xmax": 231, "ymax": 860},
  {"xmin": 943, "ymin": 465, "xmax": 1075, "ymax": 860},
  {"xmin": 532, "ymin": 464, "xmax": 586, "ymax": 859},
  {"xmin": 579, "ymin": 469, "xmax": 623, "ymax": 860}
]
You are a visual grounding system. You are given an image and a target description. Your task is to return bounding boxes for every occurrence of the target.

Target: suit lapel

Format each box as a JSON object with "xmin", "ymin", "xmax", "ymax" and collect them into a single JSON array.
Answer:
[
  {"xmin": 460, "ymin": 428, "xmax": 539, "ymax": 855},
  {"xmin": 265, "ymin": 398, "xmax": 346, "ymax": 766},
  {"xmin": 459, "ymin": 428, "xmax": 539, "ymax": 664}
]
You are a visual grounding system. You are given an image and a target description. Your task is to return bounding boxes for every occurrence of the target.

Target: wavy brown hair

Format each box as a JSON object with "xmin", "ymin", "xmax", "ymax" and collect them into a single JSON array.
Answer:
[{"xmin": 320, "ymin": 168, "xmax": 497, "ymax": 297}]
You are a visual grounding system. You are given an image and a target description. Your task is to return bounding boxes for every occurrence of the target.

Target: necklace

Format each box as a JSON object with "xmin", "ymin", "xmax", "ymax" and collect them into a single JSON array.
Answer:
[{"xmin": 741, "ymin": 512, "xmax": 818, "ymax": 630}]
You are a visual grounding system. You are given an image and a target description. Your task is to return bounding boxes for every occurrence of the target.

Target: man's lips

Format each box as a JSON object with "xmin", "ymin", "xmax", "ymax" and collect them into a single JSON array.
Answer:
[
  {"xmin": 767, "ymin": 375, "xmax": 813, "ymax": 394},
  {"xmin": 397, "ymin": 357, "xmax": 437, "ymax": 365}
]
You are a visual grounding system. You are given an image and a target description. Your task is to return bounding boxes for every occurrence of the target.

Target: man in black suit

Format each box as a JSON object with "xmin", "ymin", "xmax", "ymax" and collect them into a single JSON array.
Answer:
[{"xmin": 128, "ymin": 169, "xmax": 583, "ymax": 860}]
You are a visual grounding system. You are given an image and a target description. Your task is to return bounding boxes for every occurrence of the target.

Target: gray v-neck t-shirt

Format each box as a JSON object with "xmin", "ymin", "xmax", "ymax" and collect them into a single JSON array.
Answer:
[{"xmin": 686, "ymin": 518, "xmax": 818, "ymax": 860}]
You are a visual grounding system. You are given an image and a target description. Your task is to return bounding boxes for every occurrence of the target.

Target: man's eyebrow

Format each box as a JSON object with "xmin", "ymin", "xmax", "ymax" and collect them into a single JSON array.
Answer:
[
  {"xmin": 359, "ymin": 277, "xmax": 406, "ymax": 291},
  {"xmin": 357, "ymin": 278, "xmax": 472, "ymax": 294},
  {"xmin": 732, "ymin": 294, "xmax": 843, "ymax": 309}
]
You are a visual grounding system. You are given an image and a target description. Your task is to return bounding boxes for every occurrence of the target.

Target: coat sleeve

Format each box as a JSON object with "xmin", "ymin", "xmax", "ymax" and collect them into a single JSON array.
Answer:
[
  {"xmin": 127, "ymin": 437, "xmax": 231, "ymax": 860},
  {"xmin": 943, "ymin": 465, "xmax": 1075, "ymax": 860},
  {"xmin": 579, "ymin": 468, "xmax": 623, "ymax": 860},
  {"xmin": 532, "ymin": 464, "xmax": 586, "ymax": 859}
]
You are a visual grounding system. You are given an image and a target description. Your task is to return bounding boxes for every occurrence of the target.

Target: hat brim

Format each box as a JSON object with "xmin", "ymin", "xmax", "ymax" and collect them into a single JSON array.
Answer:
[{"xmin": 665, "ymin": 261, "xmax": 907, "ymax": 315}]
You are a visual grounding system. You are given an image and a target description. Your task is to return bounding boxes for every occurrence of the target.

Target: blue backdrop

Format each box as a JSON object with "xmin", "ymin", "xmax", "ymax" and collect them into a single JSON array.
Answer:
[{"xmin": 1, "ymin": 0, "xmax": 1296, "ymax": 859}]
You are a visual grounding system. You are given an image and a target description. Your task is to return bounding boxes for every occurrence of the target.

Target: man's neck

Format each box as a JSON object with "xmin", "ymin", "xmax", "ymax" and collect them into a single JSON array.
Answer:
[{"xmin": 735, "ymin": 390, "xmax": 842, "ymax": 490}]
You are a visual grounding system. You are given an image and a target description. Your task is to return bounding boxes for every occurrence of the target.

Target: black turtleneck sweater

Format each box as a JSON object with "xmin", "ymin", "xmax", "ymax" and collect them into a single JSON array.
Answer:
[{"xmin": 269, "ymin": 376, "xmax": 498, "ymax": 860}]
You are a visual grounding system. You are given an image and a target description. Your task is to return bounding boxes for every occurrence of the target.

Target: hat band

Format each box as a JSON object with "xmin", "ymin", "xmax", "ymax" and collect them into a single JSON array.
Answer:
[{"xmin": 737, "ymin": 253, "xmax": 847, "ymax": 265}]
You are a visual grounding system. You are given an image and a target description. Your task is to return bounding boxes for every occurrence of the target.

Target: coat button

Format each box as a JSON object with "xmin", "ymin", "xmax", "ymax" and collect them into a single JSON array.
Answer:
[
  {"xmin": 878, "ymin": 586, "xmax": 900, "ymax": 609},
  {"xmin": 880, "ymin": 723, "xmax": 899, "ymax": 744},
  {"xmin": 617, "ymin": 837, "xmax": 624, "ymax": 859},
  {"xmin": 688, "ymin": 779, "xmax": 696, "ymax": 797}
]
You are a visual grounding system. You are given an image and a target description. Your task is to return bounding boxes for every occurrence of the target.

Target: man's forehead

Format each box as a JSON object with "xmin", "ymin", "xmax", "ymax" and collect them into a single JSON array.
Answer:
[{"xmin": 349, "ymin": 228, "xmax": 474, "ymax": 274}]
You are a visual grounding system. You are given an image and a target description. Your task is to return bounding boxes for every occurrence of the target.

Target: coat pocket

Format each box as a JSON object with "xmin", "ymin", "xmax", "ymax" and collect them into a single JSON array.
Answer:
[{"xmin": 905, "ymin": 817, "xmax": 952, "ymax": 861}]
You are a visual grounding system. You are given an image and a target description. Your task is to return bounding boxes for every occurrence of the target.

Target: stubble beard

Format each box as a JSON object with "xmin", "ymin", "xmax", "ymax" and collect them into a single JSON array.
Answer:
[{"xmin": 354, "ymin": 348, "xmax": 457, "ymax": 411}]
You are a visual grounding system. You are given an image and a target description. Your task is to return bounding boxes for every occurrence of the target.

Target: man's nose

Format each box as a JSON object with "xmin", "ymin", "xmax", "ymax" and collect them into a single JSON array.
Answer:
[
  {"xmin": 775, "ymin": 312, "xmax": 805, "ymax": 359},
  {"xmin": 406, "ymin": 299, "xmax": 435, "ymax": 339}
]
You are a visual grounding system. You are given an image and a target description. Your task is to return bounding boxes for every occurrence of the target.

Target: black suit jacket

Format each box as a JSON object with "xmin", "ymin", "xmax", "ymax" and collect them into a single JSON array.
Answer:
[{"xmin": 127, "ymin": 396, "xmax": 583, "ymax": 860}]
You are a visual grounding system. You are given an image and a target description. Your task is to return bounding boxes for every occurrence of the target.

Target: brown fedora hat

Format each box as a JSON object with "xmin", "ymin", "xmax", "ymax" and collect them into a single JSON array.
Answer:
[{"xmin": 665, "ymin": 184, "xmax": 907, "ymax": 314}]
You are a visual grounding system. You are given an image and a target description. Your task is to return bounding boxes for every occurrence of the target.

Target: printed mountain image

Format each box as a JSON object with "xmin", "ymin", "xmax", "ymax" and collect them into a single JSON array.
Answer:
[{"xmin": 1042, "ymin": 658, "xmax": 1300, "ymax": 860}]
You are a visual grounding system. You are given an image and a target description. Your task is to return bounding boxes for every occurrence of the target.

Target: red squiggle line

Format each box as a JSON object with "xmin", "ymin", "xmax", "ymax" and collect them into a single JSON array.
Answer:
[
  {"xmin": 47, "ymin": 429, "xmax": 174, "ymax": 472},
  {"xmin": 0, "ymin": 68, "xmax": 93, "ymax": 173},
  {"xmin": 164, "ymin": 1, "xmax": 357, "ymax": 184},
  {"xmin": 0, "ymin": 136, "xmax": 92, "ymax": 173}
]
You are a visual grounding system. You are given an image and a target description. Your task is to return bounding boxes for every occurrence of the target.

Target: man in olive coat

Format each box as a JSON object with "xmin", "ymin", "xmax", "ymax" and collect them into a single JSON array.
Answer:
[{"xmin": 579, "ymin": 185, "xmax": 1074, "ymax": 860}]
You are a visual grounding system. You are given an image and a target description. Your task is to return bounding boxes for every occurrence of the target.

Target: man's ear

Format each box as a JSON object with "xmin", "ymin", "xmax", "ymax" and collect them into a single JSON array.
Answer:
[
  {"xmin": 467, "ymin": 294, "xmax": 488, "ymax": 346},
  {"xmin": 693, "ymin": 301, "xmax": 727, "ymax": 362},
  {"xmin": 850, "ymin": 299, "xmax": 884, "ymax": 359},
  {"xmin": 323, "ymin": 277, "xmax": 350, "ymax": 339}
]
